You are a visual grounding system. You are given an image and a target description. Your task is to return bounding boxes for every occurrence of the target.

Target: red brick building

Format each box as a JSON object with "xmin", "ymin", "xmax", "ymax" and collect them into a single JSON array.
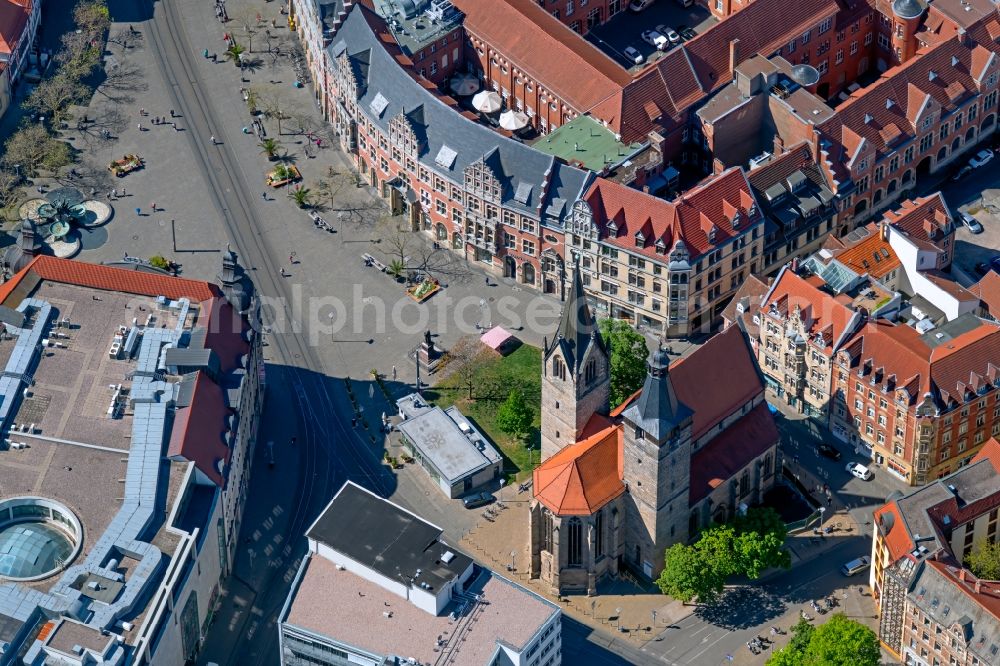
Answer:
[{"xmin": 830, "ymin": 315, "xmax": 1000, "ymax": 485}]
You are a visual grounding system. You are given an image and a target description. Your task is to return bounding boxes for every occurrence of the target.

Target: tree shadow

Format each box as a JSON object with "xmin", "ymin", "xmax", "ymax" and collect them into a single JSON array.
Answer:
[{"xmin": 694, "ymin": 585, "xmax": 788, "ymax": 630}]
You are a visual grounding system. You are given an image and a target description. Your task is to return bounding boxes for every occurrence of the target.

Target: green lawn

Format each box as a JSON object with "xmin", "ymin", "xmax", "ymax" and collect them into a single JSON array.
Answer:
[{"xmin": 424, "ymin": 343, "xmax": 542, "ymax": 481}]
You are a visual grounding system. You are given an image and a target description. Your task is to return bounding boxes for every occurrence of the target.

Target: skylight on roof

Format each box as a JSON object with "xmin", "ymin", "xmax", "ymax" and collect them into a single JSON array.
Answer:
[
  {"xmin": 435, "ymin": 144, "xmax": 458, "ymax": 169},
  {"xmin": 369, "ymin": 92, "xmax": 389, "ymax": 117}
]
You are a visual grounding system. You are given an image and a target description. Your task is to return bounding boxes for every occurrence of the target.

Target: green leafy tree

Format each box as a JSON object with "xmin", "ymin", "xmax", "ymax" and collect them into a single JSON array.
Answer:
[
  {"xmin": 73, "ymin": 0, "xmax": 110, "ymax": 37},
  {"xmin": 259, "ymin": 137, "xmax": 281, "ymax": 160},
  {"xmin": 24, "ymin": 73, "xmax": 89, "ymax": 123},
  {"xmin": 730, "ymin": 507, "xmax": 792, "ymax": 578},
  {"xmin": 965, "ymin": 539, "xmax": 1000, "ymax": 580},
  {"xmin": 290, "ymin": 186, "xmax": 313, "ymax": 208},
  {"xmin": 768, "ymin": 614, "xmax": 879, "ymax": 666},
  {"xmin": 3, "ymin": 125, "xmax": 71, "ymax": 176},
  {"xmin": 496, "ymin": 389, "xmax": 534, "ymax": 441},
  {"xmin": 597, "ymin": 318, "xmax": 648, "ymax": 408},
  {"xmin": 224, "ymin": 43, "xmax": 246, "ymax": 67},
  {"xmin": 655, "ymin": 543, "xmax": 726, "ymax": 604}
]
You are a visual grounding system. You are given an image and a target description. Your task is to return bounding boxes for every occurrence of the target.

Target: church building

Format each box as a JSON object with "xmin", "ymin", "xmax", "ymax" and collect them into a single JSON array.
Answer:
[{"xmin": 529, "ymin": 269, "xmax": 782, "ymax": 594}]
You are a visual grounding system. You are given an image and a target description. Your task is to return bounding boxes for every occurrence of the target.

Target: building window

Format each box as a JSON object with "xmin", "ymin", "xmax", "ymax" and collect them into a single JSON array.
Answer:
[
  {"xmin": 594, "ymin": 510, "xmax": 604, "ymax": 558},
  {"xmin": 567, "ymin": 518, "xmax": 583, "ymax": 567}
]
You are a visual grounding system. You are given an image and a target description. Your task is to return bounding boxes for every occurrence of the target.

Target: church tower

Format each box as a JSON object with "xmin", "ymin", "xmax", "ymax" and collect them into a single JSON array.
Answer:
[
  {"xmin": 540, "ymin": 264, "xmax": 609, "ymax": 460},
  {"xmin": 621, "ymin": 348, "xmax": 694, "ymax": 578}
]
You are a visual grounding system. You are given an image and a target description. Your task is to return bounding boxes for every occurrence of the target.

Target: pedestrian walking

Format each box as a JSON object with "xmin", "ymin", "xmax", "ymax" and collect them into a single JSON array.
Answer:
[
  {"xmin": 261, "ymin": 192, "xmax": 267, "ymax": 200},
  {"xmin": 210, "ymin": 135, "xmax": 216, "ymax": 145},
  {"xmin": 392, "ymin": 365, "xmax": 397, "ymax": 380},
  {"xmin": 150, "ymin": 202, "xmax": 156, "ymax": 212},
  {"xmin": 170, "ymin": 109, "xmax": 175, "ymax": 118},
  {"xmin": 172, "ymin": 122, "xmax": 178, "ymax": 130},
  {"xmin": 122, "ymin": 187, "xmax": 126, "ymax": 197},
  {"xmin": 137, "ymin": 123, "xmax": 142, "ymax": 131},
  {"xmin": 135, "ymin": 207, "xmax": 141, "ymax": 216},
  {"xmin": 279, "ymin": 267, "xmax": 287, "ymax": 277},
  {"xmin": 140, "ymin": 107, "xmax": 145, "ymax": 116},
  {"xmin": 289, "ymin": 254, "xmax": 294, "ymax": 264},
  {"xmin": 112, "ymin": 188, "xmax": 117, "ymax": 199}
]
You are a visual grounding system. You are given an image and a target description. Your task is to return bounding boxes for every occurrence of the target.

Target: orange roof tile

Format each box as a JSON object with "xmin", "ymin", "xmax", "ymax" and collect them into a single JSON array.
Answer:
[
  {"xmin": 167, "ymin": 371, "xmax": 231, "ymax": 487},
  {"xmin": 586, "ymin": 168, "xmax": 761, "ymax": 261},
  {"xmin": 760, "ymin": 267, "xmax": 860, "ymax": 352},
  {"xmin": 875, "ymin": 500, "xmax": 915, "ymax": 562},
  {"xmin": 972, "ymin": 271, "xmax": 1000, "ymax": 316},
  {"xmin": 834, "ymin": 228, "xmax": 901, "ymax": 279},
  {"xmin": 971, "ymin": 437, "xmax": 1000, "ymax": 474},
  {"xmin": 532, "ymin": 424, "xmax": 624, "ymax": 516},
  {"xmin": 0, "ymin": 256, "xmax": 219, "ymax": 306}
]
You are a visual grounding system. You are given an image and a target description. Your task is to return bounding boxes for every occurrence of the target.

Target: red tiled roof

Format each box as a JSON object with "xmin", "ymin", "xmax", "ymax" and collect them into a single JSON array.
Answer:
[
  {"xmin": 820, "ymin": 23, "xmax": 1000, "ymax": 173},
  {"xmin": 200, "ymin": 296, "xmax": 251, "ymax": 374},
  {"xmin": 971, "ymin": 271, "xmax": 1000, "ymax": 315},
  {"xmin": 451, "ymin": 0, "xmax": 628, "ymax": 115},
  {"xmin": 586, "ymin": 168, "xmax": 760, "ymax": 261},
  {"xmin": 0, "ymin": 0, "xmax": 30, "ymax": 54},
  {"xmin": 689, "ymin": 402, "xmax": 778, "ymax": 504},
  {"xmin": 533, "ymin": 424, "xmax": 624, "ymax": 516},
  {"xmin": 167, "ymin": 372, "xmax": 231, "ymax": 487},
  {"xmin": 929, "ymin": 320, "xmax": 1000, "ymax": 401},
  {"xmin": 971, "ymin": 437, "xmax": 1000, "ymax": 474},
  {"xmin": 883, "ymin": 193, "xmax": 953, "ymax": 252},
  {"xmin": 721, "ymin": 273, "xmax": 769, "ymax": 330},
  {"xmin": 834, "ymin": 227, "xmax": 901, "ymax": 279},
  {"xmin": 760, "ymin": 266, "xmax": 860, "ymax": 352},
  {"xmin": 684, "ymin": 0, "xmax": 839, "ymax": 93},
  {"xmin": 875, "ymin": 500, "xmax": 915, "ymax": 562},
  {"xmin": 670, "ymin": 325, "xmax": 764, "ymax": 440},
  {"xmin": 0, "ymin": 256, "xmax": 219, "ymax": 305}
]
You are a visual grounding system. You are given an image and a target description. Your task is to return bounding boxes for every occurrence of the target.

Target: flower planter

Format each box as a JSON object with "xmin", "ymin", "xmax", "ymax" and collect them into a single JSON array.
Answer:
[
  {"xmin": 407, "ymin": 279, "xmax": 440, "ymax": 302},
  {"xmin": 266, "ymin": 164, "xmax": 301, "ymax": 188}
]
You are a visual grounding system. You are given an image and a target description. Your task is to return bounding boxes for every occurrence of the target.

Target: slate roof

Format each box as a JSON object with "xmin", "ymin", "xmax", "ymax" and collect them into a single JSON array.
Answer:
[
  {"xmin": 584, "ymin": 168, "xmax": 761, "ymax": 261},
  {"xmin": 622, "ymin": 349, "xmax": 693, "ymax": 443},
  {"xmin": 331, "ymin": 4, "xmax": 590, "ymax": 226},
  {"xmin": 547, "ymin": 266, "xmax": 604, "ymax": 374}
]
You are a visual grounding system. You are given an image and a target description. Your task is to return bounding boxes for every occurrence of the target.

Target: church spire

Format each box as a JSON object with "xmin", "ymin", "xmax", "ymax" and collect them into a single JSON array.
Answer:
[
  {"xmin": 547, "ymin": 261, "xmax": 603, "ymax": 374},
  {"xmin": 623, "ymin": 347, "xmax": 692, "ymax": 442}
]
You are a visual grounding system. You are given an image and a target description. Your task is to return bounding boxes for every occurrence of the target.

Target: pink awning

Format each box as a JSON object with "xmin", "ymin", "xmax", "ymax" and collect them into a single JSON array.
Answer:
[{"xmin": 480, "ymin": 325, "xmax": 513, "ymax": 351}]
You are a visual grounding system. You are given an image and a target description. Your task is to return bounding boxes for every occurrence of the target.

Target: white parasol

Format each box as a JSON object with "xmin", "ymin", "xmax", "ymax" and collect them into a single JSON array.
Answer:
[
  {"xmin": 472, "ymin": 90, "xmax": 503, "ymax": 114},
  {"xmin": 449, "ymin": 73, "xmax": 480, "ymax": 97},
  {"xmin": 499, "ymin": 110, "xmax": 530, "ymax": 131}
]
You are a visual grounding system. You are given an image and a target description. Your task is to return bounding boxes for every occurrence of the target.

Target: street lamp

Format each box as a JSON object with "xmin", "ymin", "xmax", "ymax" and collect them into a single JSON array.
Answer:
[
  {"xmin": 615, "ymin": 607, "xmax": 622, "ymax": 632},
  {"xmin": 509, "ymin": 550, "xmax": 516, "ymax": 573},
  {"xmin": 818, "ymin": 506, "xmax": 827, "ymax": 533}
]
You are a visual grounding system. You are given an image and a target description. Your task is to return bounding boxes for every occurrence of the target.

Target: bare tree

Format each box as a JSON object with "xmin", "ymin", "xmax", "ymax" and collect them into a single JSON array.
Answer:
[
  {"xmin": 95, "ymin": 59, "xmax": 147, "ymax": 104},
  {"xmin": 73, "ymin": 0, "xmax": 111, "ymax": 37},
  {"xmin": 75, "ymin": 104, "xmax": 127, "ymax": 148},
  {"xmin": 232, "ymin": 8, "xmax": 262, "ymax": 53},
  {"xmin": 444, "ymin": 337, "xmax": 493, "ymax": 400},
  {"xmin": 376, "ymin": 215, "xmax": 413, "ymax": 269},
  {"xmin": 0, "ymin": 169, "xmax": 22, "ymax": 211},
  {"xmin": 108, "ymin": 27, "xmax": 142, "ymax": 52},
  {"xmin": 259, "ymin": 90, "xmax": 293, "ymax": 135},
  {"xmin": 24, "ymin": 73, "xmax": 89, "ymax": 123},
  {"xmin": 57, "ymin": 31, "xmax": 101, "ymax": 80},
  {"xmin": 53, "ymin": 160, "xmax": 113, "ymax": 194}
]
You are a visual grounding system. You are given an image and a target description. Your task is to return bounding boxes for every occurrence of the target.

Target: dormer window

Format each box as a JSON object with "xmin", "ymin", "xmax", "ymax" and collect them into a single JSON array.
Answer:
[
  {"xmin": 607, "ymin": 221, "xmax": 618, "ymax": 234},
  {"xmin": 748, "ymin": 203, "xmax": 758, "ymax": 218},
  {"xmin": 655, "ymin": 239, "xmax": 666, "ymax": 254},
  {"xmin": 635, "ymin": 231, "xmax": 645, "ymax": 247},
  {"xmin": 708, "ymin": 225, "xmax": 718, "ymax": 244},
  {"xmin": 732, "ymin": 211, "xmax": 742, "ymax": 229}
]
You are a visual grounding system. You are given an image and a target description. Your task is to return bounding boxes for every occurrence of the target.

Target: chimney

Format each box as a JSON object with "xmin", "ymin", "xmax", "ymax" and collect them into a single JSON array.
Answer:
[
  {"xmin": 975, "ymin": 580, "xmax": 982, "ymax": 593},
  {"xmin": 729, "ymin": 39, "xmax": 742, "ymax": 77},
  {"xmin": 880, "ymin": 222, "xmax": 889, "ymax": 242},
  {"xmin": 959, "ymin": 569, "xmax": 967, "ymax": 581}
]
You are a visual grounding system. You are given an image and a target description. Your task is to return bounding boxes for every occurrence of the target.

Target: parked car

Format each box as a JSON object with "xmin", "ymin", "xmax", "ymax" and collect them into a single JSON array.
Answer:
[
  {"xmin": 817, "ymin": 443, "xmax": 842, "ymax": 461},
  {"xmin": 846, "ymin": 461, "xmax": 874, "ymax": 481},
  {"xmin": 990, "ymin": 256, "xmax": 1000, "ymax": 273},
  {"xmin": 641, "ymin": 29, "xmax": 669, "ymax": 50},
  {"xmin": 960, "ymin": 212, "xmax": 984, "ymax": 233},
  {"xmin": 970, "ymin": 148, "xmax": 995, "ymax": 168},
  {"xmin": 841, "ymin": 555, "xmax": 871, "ymax": 576},
  {"xmin": 623, "ymin": 46, "xmax": 645, "ymax": 64},
  {"xmin": 679, "ymin": 26, "xmax": 698, "ymax": 40},
  {"xmin": 655, "ymin": 24, "xmax": 682, "ymax": 45},
  {"xmin": 462, "ymin": 491, "xmax": 494, "ymax": 509},
  {"xmin": 629, "ymin": 0, "xmax": 655, "ymax": 11},
  {"xmin": 952, "ymin": 164, "xmax": 973, "ymax": 181},
  {"xmin": 975, "ymin": 261, "xmax": 990, "ymax": 276}
]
